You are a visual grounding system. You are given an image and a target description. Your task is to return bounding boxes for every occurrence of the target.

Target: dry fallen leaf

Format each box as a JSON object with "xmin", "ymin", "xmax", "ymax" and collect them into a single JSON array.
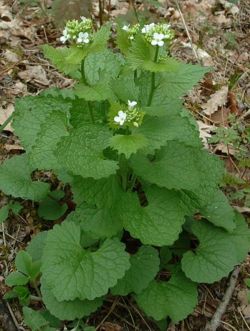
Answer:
[
  {"xmin": 202, "ymin": 86, "xmax": 228, "ymax": 115},
  {"xmin": 4, "ymin": 143, "xmax": 23, "ymax": 151},
  {"xmin": 100, "ymin": 322, "xmax": 122, "ymax": 331},
  {"xmin": 0, "ymin": 104, "xmax": 14, "ymax": 131},
  {"xmin": 197, "ymin": 120, "xmax": 215, "ymax": 148},
  {"xmin": 214, "ymin": 142, "xmax": 235, "ymax": 155},
  {"xmin": 18, "ymin": 65, "xmax": 50, "ymax": 86},
  {"xmin": 4, "ymin": 49, "xmax": 19, "ymax": 63}
]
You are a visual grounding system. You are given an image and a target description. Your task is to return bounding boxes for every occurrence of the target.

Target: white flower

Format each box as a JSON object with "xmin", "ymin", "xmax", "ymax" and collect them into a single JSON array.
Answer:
[
  {"xmin": 60, "ymin": 28, "xmax": 70, "ymax": 43},
  {"xmin": 141, "ymin": 23, "xmax": 155, "ymax": 34},
  {"xmin": 151, "ymin": 32, "xmax": 165, "ymax": 46},
  {"xmin": 128, "ymin": 100, "xmax": 137, "ymax": 109},
  {"xmin": 114, "ymin": 111, "xmax": 127, "ymax": 126},
  {"xmin": 77, "ymin": 32, "xmax": 90, "ymax": 44},
  {"xmin": 129, "ymin": 35, "xmax": 134, "ymax": 40},
  {"xmin": 122, "ymin": 24, "xmax": 130, "ymax": 31},
  {"xmin": 80, "ymin": 16, "xmax": 88, "ymax": 22}
]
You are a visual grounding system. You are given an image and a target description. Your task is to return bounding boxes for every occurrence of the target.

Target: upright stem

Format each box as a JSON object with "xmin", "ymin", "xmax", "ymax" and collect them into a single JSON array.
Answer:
[
  {"xmin": 129, "ymin": 0, "xmax": 139, "ymax": 23},
  {"xmin": 88, "ymin": 102, "xmax": 95, "ymax": 123},
  {"xmin": 119, "ymin": 154, "xmax": 128, "ymax": 192},
  {"xmin": 99, "ymin": 0, "xmax": 103, "ymax": 26},
  {"xmin": 147, "ymin": 46, "xmax": 159, "ymax": 106}
]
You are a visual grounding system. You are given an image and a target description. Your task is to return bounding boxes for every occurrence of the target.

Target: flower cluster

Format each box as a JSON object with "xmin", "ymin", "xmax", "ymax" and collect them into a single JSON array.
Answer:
[
  {"xmin": 142, "ymin": 22, "xmax": 174, "ymax": 47},
  {"xmin": 114, "ymin": 100, "xmax": 144, "ymax": 128},
  {"xmin": 122, "ymin": 24, "xmax": 140, "ymax": 40},
  {"xmin": 60, "ymin": 17, "xmax": 93, "ymax": 45}
]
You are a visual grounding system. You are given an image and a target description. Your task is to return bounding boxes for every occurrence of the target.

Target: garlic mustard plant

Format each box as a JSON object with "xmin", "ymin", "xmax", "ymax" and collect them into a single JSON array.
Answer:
[
  {"xmin": 60, "ymin": 16, "xmax": 93, "ymax": 45},
  {"xmin": 2, "ymin": 17, "xmax": 249, "ymax": 330}
]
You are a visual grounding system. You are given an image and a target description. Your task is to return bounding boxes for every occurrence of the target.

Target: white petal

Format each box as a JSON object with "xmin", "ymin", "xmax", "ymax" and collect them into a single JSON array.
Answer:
[
  {"xmin": 158, "ymin": 40, "xmax": 164, "ymax": 46},
  {"xmin": 129, "ymin": 35, "xmax": 134, "ymax": 40},
  {"xmin": 118, "ymin": 110, "xmax": 126, "ymax": 117},
  {"xmin": 122, "ymin": 25, "xmax": 130, "ymax": 31},
  {"xmin": 153, "ymin": 32, "xmax": 160, "ymax": 39},
  {"xmin": 60, "ymin": 36, "xmax": 67, "ymax": 43},
  {"xmin": 63, "ymin": 28, "xmax": 68, "ymax": 36},
  {"xmin": 128, "ymin": 100, "xmax": 137, "ymax": 108},
  {"xmin": 114, "ymin": 116, "xmax": 120, "ymax": 123},
  {"xmin": 151, "ymin": 39, "xmax": 158, "ymax": 46},
  {"xmin": 158, "ymin": 33, "xmax": 165, "ymax": 40},
  {"xmin": 83, "ymin": 38, "xmax": 90, "ymax": 44},
  {"xmin": 120, "ymin": 113, "xmax": 127, "ymax": 121}
]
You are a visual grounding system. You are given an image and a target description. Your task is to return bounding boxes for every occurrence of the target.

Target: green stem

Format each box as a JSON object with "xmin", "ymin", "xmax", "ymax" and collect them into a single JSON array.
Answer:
[
  {"xmin": 134, "ymin": 69, "xmax": 137, "ymax": 81},
  {"xmin": 0, "ymin": 113, "xmax": 14, "ymax": 133},
  {"xmin": 147, "ymin": 46, "xmax": 159, "ymax": 106},
  {"xmin": 130, "ymin": 173, "xmax": 137, "ymax": 191},
  {"xmin": 80, "ymin": 59, "xmax": 85, "ymax": 81},
  {"xmin": 119, "ymin": 155, "xmax": 128, "ymax": 192},
  {"xmin": 30, "ymin": 295, "xmax": 43, "ymax": 302},
  {"xmin": 88, "ymin": 102, "xmax": 95, "ymax": 123},
  {"xmin": 130, "ymin": 0, "xmax": 139, "ymax": 23}
]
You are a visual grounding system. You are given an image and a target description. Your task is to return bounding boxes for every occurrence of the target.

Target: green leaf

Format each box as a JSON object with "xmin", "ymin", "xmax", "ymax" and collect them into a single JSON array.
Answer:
[
  {"xmin": 245, "ymin": 278, "xmax": 250, "ymax": 288},
  {"xmin": 27, "ymin": 231, "xmax": 48, "ymax": 262},
  {"xmin": 15, "ymin": 251, "xmax": 40, "ymax": 280},
  {"xmin": 181, "ymin": 216, "xmax": 250, "ymax": 283},
  {"xmin": 67, "ymin": 204, "xmax": 123, "ymax": 238},
  {"xmin": 42, "ymin": 45, "xmax": 80, "ymax": 76},
  {"xmin": 201, "ymin": 190, "xmax": 235, "ymax": 231},
  {"xmin": 13, "ymin": 286, "xmax": 30, "ymax": 305},
  {"xmin": 230, "ymin": 213, "xmax": 250, "ymax": 262},
  {"xmin": 130, "ymin": 142, "xmax": 224, "ymax": 204},
  {"xmin": 110, "ymin": 134, "xmax": 148, "ymax": 158},
  {"xmin": 84, "ymin": 50, "xmax": 124, "ymax": 85},
  {"xmin": 70, "ymin": 175, "xmax": 124, "ymax": 207},
  {"xmin": 74, "ymin": 82, "xmax": 115, "ymax": 101},
  {"xmin": 122, "ymin": 186, "xmax": 190, "ymax": 246},
  {"xmin": 56, "ymin": 124, "xmax": 118, "ymax": 179},
  {"xmin": 41, "ymin": 279, "xmax": 103, "ymax": 321},
  {"xmin": 5, "ymin": 272, "xmax": 29, "ymax": 286},
  {"xmin": 111, "ymin": 71, "xmax": 139, "ymax": 103},
  {"xmin": 0, "ymin": 155, "xmax": 50, "ymax": 201},
  {"xmin": 136, "ymin": 112, "xmax": 201, "ymax": 153},
  {"xmin": 127, "ymin": 35, "xmax": 181, "ymax": 72},
  {"xmin": 9, "ymin": 202, "xmax": 22, "ymax": 214},
  {"xmin": 13, "ymin": 96, "xmax": 71, "ymax": 153},
  {"xmin": 23, "ymin": 307, "xmax": 50, "ymax": 331},
  {"xmin": 155, "ymin": 63, "xmax": 210, "ymax": 99},
  {"xmin": 160, "ymin": 247, "xmax": 172, "ymax": 267},
  {"xmin": 41, "ymin": 222, "xmax": 130, "ymax": 301},
  {"xmin": 116, "ymin": 26, "xmax": 131, "ymax": 55},
  {"xmin": 135, "ymin": 270, "xmax": 198, "ymax": 322},
  {"xmin": 111, "ymin": 246, "xmax": 160, "ymax": 295},
  {"xmin": 0, "ymin": 205, "xmax": 9, "ymax": 224},
  {"xmin": 30, "ymin": 111, "xmax": 69, "ymax": 170},
  {"xmin": 38, "ymin": 196, "xmax": 67, "ymax": 221},
  {"xmin": 0, "ymin": 202, "xmax": 22, "ymax": 224}
]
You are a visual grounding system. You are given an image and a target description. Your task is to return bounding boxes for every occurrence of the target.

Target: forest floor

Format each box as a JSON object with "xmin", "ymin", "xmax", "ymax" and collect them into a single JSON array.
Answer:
[{"xmin": 0, "ymin": 0, "xmax": 249, "ymax": 330}]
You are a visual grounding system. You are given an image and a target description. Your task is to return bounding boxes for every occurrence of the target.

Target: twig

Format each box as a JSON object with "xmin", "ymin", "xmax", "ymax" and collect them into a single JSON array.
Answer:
[
  {"xmin": 174, "ymin": 0, "xmax": 200, "ymax": 62},
  {"xmin": 238, "ymin": 309, "xmax": 250, "ymax": 331},
  {"xmin": 204, "ymin": 266, "xmax": 241, "ymax": 331},
  {"xmin": 1, "ymin": 224, "xmax": 7, "ymax": 246},
  {"xmin": 96, "ymin": 297, "xmax": 119, "ymax": 330},
  {"xmin": 6, "ymin": 302, "xmax": 22, "ymax": 331}
]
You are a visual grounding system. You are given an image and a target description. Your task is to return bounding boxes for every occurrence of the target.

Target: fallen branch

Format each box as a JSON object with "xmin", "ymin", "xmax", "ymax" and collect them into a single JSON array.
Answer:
[{"xmin": 204, "ymin": 266, "xmax": 241, "ymax": 331}]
